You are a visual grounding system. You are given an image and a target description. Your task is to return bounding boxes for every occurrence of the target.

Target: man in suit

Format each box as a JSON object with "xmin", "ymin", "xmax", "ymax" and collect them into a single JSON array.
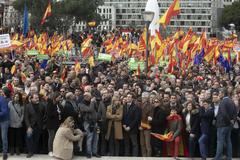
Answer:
[
  {"xmin": 214, "ymin": 89, "xmax": 237, "ymax": 160},
  {"xmin": 139, "ymin": 92, "xmax": 153, "ymax": 157},
  {"xmin": 209, "ymin": 91, "xmax": 220, "ymax": 157},
  {"xmin": 25, "ymin": 93, "xmax": 46, "ymax": 158},
  {"xmin": 122, "ymin": 93, "xmax": 141, "ymax": 156}
]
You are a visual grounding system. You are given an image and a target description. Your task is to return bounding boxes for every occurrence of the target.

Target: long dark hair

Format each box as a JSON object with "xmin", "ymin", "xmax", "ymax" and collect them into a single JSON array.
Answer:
[
  {"xmin": 13, "ymin": 92, "xmax": 23, "ymax": 106},
  {"xmin": 47, "ymin": 91, "xmax": 60, "ymax": 104}
]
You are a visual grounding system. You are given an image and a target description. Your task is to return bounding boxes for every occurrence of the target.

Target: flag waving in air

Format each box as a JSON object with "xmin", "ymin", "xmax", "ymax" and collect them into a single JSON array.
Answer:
[
  {"xmin": 41, "ymin": 2, "xmax": 52, "ymax": 25},
  {"xmin": 158, "ymin": 0, "xmax": 180, "ymax": 26}
]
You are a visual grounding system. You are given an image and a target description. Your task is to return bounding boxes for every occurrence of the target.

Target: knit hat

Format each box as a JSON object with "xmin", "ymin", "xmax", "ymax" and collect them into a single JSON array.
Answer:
[{"xmin": 2, "ymin": 87, "xmax": 11, "ymax": 98}]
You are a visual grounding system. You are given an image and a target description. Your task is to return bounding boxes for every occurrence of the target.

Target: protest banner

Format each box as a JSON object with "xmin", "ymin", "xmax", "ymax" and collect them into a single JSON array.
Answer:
[
  {"xmin": 37, "ymin": 54, "xmax": 49, "ymax": 60},
  {"xmin": 98, "ymin": 53, "xmax": 112, "ymax": 62},
  {"xmin": 26, "ymin": 50, "xmax": 39, "ymax": 56},
  {"xmin": 0, "ymin": 34, "xmax": 11, "ymax": 49}
]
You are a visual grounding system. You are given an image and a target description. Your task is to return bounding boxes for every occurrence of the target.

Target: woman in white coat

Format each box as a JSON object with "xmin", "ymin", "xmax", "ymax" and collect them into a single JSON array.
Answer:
[{"xmin": 53, "ymin": 116, "xmax": 84, "ymax": 160}]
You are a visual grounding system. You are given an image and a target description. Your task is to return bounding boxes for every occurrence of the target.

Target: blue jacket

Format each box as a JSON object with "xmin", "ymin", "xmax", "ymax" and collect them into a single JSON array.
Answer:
[
  {"xmin": 199, "ymin": 106, "xmax": 214, "ymax": 135},
  {"xmin": 0, "ymin": 96, "xmax": 9, "ymax": 122},
  {"xmin": 216, "ymin": 97, "xmax": 237, "ymax": 128}
]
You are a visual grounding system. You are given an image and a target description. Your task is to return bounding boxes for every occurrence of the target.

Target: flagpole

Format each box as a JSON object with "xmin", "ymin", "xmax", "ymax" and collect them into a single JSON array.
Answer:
[{"xmin": 143, "ymin": 11, "xmax": 155, "ymax": 74}]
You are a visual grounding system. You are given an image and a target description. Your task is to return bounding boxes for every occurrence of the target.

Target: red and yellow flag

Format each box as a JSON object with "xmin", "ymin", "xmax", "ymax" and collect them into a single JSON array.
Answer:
[
  {"xmin": 81, "ymin": 36, "xmax": 93, "ymax": 58},
  {"xmin": 151, "ymin": 132, "xmax": 173, "ymax": 142},
  {"xmin": 204, "ymin": 45, "xmax": 216, "ymax": 62},
  {"xmin": 158, "ymin": 0, "xmax": 180, "ymax": 26},
  {"xmin": 74, "ymin": 61, "xmax": 81, "ymax": 73},
  {"xmin": 41, "ymin": 2, "xmax": 52, "ymax": 25}
]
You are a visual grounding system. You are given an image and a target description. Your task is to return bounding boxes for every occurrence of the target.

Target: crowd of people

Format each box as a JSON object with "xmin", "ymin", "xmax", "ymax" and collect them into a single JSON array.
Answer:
[{"xmin": 0, "ymin": 31, "xmax": 240, "ymax": 160}]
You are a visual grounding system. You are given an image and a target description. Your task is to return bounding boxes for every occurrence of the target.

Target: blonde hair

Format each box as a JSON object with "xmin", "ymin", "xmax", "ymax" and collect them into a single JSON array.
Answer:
[
  {"xmin": 111, "ymin": 96, "xmax": 120, "ymax": 105},
  {"xmin": 61, "ymin": 116, "xmax": 74, "ymax": 128}
]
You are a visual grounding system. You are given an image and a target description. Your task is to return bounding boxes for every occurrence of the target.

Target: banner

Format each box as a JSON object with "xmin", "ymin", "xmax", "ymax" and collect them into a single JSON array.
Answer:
[
  {"xmin": 57, "ymin": 50, "xmax": 70, "ymax": 56},
  {"xmin": 128, "ymin": 60, "xmax": 145, "ymax": 71},
  {"xmin": 0, "ymin": 34, "xmax": 11, "ymax": 49},
  {"xmin": 37, "ymin": 54, "xmax": 49, "ymax": 60},
  {"xmin": 98, "ymin": 53, "xmax": 112, "ymax": 62},
  {"xmin": 26, "ymin": 50, "xmax": 39, "ymax": 56},
  {"xmin": 159, "ymin": 60, "xmax": 169, "ymax": 67}
]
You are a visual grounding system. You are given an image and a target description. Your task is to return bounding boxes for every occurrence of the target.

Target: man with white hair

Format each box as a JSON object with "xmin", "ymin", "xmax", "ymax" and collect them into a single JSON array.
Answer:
[{"xmin": 139, "ymin": 92, "xmax": 153, "ymax": 157}]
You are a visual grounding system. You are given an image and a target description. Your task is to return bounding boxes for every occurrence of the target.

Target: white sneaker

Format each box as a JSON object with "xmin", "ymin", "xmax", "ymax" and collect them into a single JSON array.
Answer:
[{"xmin": 48, "ymin": 152, "xmax": 53, "ymax": 157}]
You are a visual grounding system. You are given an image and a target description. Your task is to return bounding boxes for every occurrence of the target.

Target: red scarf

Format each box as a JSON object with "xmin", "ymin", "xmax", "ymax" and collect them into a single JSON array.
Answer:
[{"xmin": 167, "ymin": 114, "xmax": 182, "ymax": 121}]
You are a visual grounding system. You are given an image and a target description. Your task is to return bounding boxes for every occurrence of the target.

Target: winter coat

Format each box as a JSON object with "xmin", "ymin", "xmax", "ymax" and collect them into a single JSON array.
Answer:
[
  {"xmin": 24, "ymin": 102, "xmax": 46, "ymax": 129},
  {"xmin": 167, "ymin": 114, "xmax": 183, "ymax": 139},
  {"xmin": 8, "ymin": 101, "xmax": 24, "ymax": 128},
  {"xmin": 199, "ymin": 106, "xmax": 214, "ymax": 135},
  {"xmin": 53, "ymin": 127, "xmax": 83, "ymax": 160},
  {"xmin": 79, "ymin": 100, "xmax": 98, "ymax": 123},
  {"xmin": 105, "ymin": 104, "xmax": 123, "ymax": 140},
  {"xmin": 122, "ymin": 102, "xmax": 142, "ymax": 134},
  {"xmin": 151, "ymin": 106, "xmax": 168, "ymax": 133},
  {"xmin": 46, "ymin": 100, "xmax": 62, "ymax": 130},
  {"xmin": 62, "ymin": 100, "xmax": 79, "ymax": 124},
  {"xmin": 0, "ymin": 96, "xmax": 9, "ymax": 122},
  {"xmin": 140, "ymin": 101, "xmax": 153, "ymax": 129},
  {"xmin": 182, "ymin": 108, "xmax": 200, "ymax": 135},
  {"xmin": 216, "ymin": 97, "xmax": 237, "ymax": 128}
]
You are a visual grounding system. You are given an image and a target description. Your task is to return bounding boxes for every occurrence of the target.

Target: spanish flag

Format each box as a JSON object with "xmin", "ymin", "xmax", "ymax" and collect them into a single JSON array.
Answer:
[
  {"xmin": 75, "ymin": 61, "xmax": 81, "ymax": 73},
  {"xmin": 81, "ymin": 36, "xmax": 93, "ymax": 58},
  {"xmin": 141, "ymin": 122, "xmax": 151, "ymax": 130},
  {"xmin": 204, "ymin": 45, "xmax": 216, "ymax": 62},
  {"xmin": 41, "ymin": 2, "xmax": 52, "ymax": 25},
  {"xmin": 151, "ymin": 132, "xmax": 173, "ymax": 142},
  {"xmin": 158, "ymin": 0, "xmax": 180, "ymax": 26},
  {"xmin": 88, "ymin": 56, "xmax": 95, "ymax": 68}
]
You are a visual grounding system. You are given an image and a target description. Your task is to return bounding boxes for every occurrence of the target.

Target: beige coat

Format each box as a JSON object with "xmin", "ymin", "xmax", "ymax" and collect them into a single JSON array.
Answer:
[
  {"xmin": 105, "ymin": 105, "xmax": 123, "ymax": 140},
  {"xmin": 53, "ymin": 127, "xmax": 83, "ymax": 160}
]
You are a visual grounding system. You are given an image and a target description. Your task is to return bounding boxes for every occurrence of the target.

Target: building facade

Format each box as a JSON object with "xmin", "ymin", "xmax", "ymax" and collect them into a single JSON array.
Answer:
[
  {"xmin": 104, "ymin": 0, "xmax": 146, "ymax": 28},
  {"xmin": 3, "ymin": 1, "xmax": 20, "ymax": 29},
  {"xmin": 102, "ymin": 0, "xmax": 226, "ymax": 35},
  {"xmin": 76, "ymin": 5, "xmax": 116, "ymax": 31},
  {"xmin": 0, "ymin": 0, "xmax": 20, "ymax": 32},
  {"xmin": 0, "ymin": 0, "xmax": 5, "ymax": 29}
]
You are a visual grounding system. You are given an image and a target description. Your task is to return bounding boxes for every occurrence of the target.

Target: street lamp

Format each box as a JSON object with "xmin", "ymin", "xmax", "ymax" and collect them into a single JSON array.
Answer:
[{"xmin": 142, "ymin": 11, "xmax": 154, "ymax": 74}]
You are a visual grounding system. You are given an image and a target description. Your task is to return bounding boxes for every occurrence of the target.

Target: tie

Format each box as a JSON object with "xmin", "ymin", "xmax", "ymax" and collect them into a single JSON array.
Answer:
[{"xmin": 127, "ymin": 104, "xmax": 130, "ymax": 113}]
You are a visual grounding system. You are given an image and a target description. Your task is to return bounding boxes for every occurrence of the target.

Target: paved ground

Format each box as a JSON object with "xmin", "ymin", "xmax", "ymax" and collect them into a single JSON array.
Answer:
[
  {"xmin": 4, "ymin": 155, "xmax": 239, "ymax": 160},
  {"xmin": 0, "ymin": 155, "xmax": 194, "ymax": 160}
]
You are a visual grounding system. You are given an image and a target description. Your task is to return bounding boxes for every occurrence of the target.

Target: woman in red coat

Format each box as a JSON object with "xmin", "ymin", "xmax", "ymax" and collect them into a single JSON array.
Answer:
[{"xmin": 166, "ymin": 106, "xmax": 184, "ymax": 160}]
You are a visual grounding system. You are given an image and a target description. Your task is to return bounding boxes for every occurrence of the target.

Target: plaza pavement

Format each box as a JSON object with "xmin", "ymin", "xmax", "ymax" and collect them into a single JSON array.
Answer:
[{"xmin": 4, "ymin": 155, "xmax": 239, "ymax": 160}]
